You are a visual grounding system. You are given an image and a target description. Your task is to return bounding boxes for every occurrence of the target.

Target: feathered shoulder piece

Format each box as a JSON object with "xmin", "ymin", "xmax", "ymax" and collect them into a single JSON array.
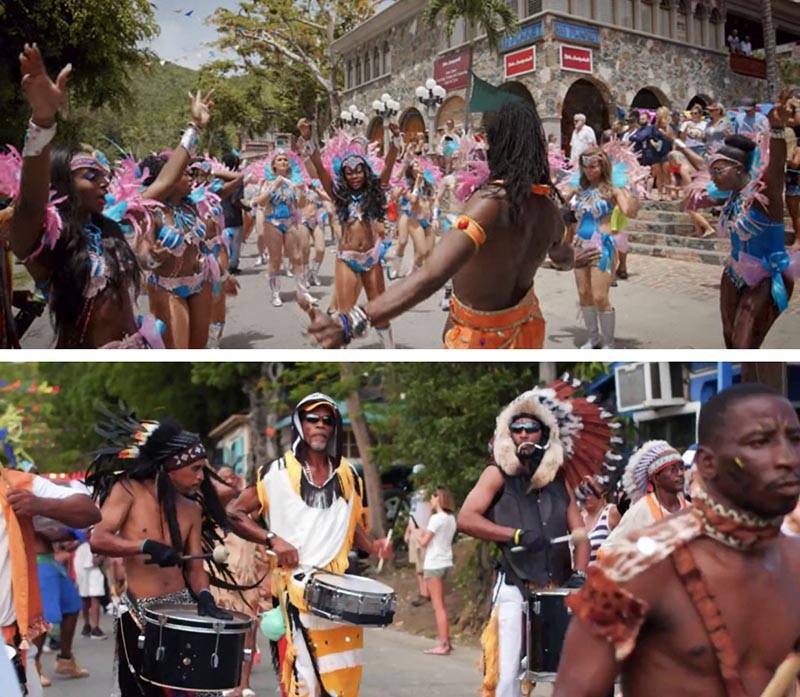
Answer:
[
  {"xmin": 492, "ymin": 375, "xmax": 624, "ymax": 490},
  {"xmin": 104, "ymin": 156, "xmax": 164, "ymax": 243},
  {"xmin": 321, "ymin": 130, "xmax": 384, "ymax": 178},
  {"xmin": 0, "ymin": 145, "xmax": 64, "ymax": 260}
]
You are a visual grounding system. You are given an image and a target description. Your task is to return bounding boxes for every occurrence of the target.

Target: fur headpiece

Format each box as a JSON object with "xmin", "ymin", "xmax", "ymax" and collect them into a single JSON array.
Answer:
[
  {"xmin": 622, "ymin": 440, "xmax": 683, "ymax": 502},
  {"xmin": 493, "ymin": 376, "xmax": 623, "ymax": 490}
]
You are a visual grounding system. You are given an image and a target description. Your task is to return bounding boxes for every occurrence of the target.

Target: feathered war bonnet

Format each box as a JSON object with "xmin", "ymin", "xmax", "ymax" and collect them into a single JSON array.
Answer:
[
  {"xmin": 622, "ymin": 440, "xmax": 684, "ymax": 503},
  {"xmin": 492, "ymin": 376, "xmax": 624, "ymax": 490}
]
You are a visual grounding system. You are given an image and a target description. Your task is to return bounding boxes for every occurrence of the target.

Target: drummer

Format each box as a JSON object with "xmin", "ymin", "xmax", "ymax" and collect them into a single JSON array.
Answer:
[
  {"xmin": 457, "ymin": 391, "xmax": 590, "ymax": 697},
  {"xmin": 88, "ymin": 415, "xmax": 234, "ymax": 697},
  {"xmin": 555, "ymin": 383, "xmax": 800, "ymax": 697},
  {"xmin": 226, "ymin": 392, "xmax": 393, "ymax": 697}
]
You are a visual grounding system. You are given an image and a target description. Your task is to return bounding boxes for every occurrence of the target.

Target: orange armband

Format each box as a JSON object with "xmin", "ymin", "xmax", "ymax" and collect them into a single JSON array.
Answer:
[{"xmin": 455, "ymin": 215, "xmax": 487, "ymax": 249}]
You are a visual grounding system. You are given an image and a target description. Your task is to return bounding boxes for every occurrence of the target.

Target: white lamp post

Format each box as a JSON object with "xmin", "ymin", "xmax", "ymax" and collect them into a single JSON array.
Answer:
[
  {"xmin": 372, "ymin": 93, "xmax": 400, "ymax": 152},
  {"xmin": 415, "ymin": 78, "xmax": 447, "ymax": 154}
]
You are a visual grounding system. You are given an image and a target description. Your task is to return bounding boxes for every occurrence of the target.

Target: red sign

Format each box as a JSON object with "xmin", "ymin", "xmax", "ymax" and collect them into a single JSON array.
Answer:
[
  {"xmin": 434, "ymin": 47, "xmax": 472, "ymax": 91},
  {"xmin": 560, "ymin": 44, "xmax": 593, "ymax": 74},
  {"xmin": 504, "ymin": 46, "xmax": 536, "ymax": 80}
]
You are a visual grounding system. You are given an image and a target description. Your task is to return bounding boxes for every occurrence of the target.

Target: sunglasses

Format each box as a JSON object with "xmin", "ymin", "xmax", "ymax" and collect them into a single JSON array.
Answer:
[
  {"xmin": 710, "ymin": 163, "xmax": 740, "ymax": 176},
  {"xmin": 510, "ymin": 423, "xmax": 542, "ymax": 435},
  {"xmin": 303, "ymin": 414, "xmax": 335, "ymax": 426}
]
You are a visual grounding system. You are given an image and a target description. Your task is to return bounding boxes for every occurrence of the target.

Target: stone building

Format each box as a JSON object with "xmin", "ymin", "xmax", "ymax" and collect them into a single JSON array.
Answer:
[{"xmin": 331, "ymin": 0, "xmax": 800, "ymax": 149}]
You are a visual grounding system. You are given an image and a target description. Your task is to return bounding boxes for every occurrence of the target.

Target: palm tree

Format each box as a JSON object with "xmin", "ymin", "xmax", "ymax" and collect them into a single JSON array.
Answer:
[
  {"xmin": 424, "ymin": 0, "xmax": 518, "ymax": 131},
  {"xmin": 761, "ymin": 0, "xmax": 779, "ymax": 101}
]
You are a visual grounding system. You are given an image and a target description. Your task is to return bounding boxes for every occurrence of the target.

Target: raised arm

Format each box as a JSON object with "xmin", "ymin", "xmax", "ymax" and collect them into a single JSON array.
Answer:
[
  {"xmin": 140, "ymin": 90, "xmax": 215, "ymax": 202},
  {"xmin": 380, "ymin": 123, "xmax": 401, "ymax": 188},
  {"xmin": 298, "ymin": 119, "xmax": 334, "ymax": 199},
  {"xmin": 6, "ymin": 487, "xmax": 100, "ymax": 529},
  {"xmin": 613, "ymin": 187, "xmax": 640, "ymax": 219},
  {"xmin": 9, "ymin": 43, "xmax": 71, "ymax": 260},
  {"xmin": 759, "ymin": 92, "xmax": 799, "ymax": 222}
]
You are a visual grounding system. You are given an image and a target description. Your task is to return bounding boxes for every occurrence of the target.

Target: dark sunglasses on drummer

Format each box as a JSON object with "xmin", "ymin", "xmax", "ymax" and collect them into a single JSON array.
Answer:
[
  {"xmin": 303, "ymin": 414, "xmax": 335, "ymax": 426},
  {"xmin": 510, "ymin": 422, "xmax": 542, "ymax": 434}
]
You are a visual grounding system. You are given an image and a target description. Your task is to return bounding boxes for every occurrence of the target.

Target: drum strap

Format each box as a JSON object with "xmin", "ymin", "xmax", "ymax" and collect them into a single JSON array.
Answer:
[{"xmin": 670, "ymin": 544, "xmax": 747, "ymax": 697}]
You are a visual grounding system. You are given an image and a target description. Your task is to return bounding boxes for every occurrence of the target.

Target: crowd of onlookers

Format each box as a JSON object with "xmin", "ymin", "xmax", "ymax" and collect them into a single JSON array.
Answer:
[{"xmin": 726, "ymin": 28, "xmax": 754, "ymax": 57}]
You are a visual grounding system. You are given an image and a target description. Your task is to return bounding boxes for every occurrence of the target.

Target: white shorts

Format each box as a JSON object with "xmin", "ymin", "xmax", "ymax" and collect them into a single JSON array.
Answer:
[{"xmin": 76, "ymin": 568, "xmax": 105, "ymax": 598}]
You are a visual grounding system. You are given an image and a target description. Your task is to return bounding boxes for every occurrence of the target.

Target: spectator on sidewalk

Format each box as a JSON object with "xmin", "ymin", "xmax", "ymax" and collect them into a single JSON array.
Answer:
[
  {"xmin": 418, "ymin": 487, "xmax": 457, "ymax": 656},
  {"xmin": 74, "ymin": 538, "xmax": 107, "ymax": 640},
  {"xmin": 405, "ymin": 467, "xmax": 432, "ymax": 607}
]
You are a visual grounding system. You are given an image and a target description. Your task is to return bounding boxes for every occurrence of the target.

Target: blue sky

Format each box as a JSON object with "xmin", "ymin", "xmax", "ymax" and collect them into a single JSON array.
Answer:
[
  {"xmin": 146, "ymin": 0, "xmax": 396, "ymax": 70},
  {"xmin": 146, "ymin": 0, "xmax": 240, "ymax": 69}
]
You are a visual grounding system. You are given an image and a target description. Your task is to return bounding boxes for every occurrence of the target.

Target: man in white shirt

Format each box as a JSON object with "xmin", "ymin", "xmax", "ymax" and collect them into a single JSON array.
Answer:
[
  {"xmin": 570, "ymin": 114, "xmax": 597, "ymax": 164},
  {"xmin": 739, "ymin": 35, "xmax": 753, "ymax": 56},
  {"xmin": 0, "ymin": 467, "xmax": 100, "ymax": 694}
]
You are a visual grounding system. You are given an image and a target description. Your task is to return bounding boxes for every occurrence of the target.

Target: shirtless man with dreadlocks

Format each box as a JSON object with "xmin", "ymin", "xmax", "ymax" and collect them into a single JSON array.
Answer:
[
  {"xmin": 298, "ymin": 118, "xmax": 401, "ymax": 348},
  {"xmin": 88, "ymin": 416, "xmax": 234, "ymax": 697},
  {"xmin": 307, "ymin": 100, "xmax": 600, "ymax": 349}
]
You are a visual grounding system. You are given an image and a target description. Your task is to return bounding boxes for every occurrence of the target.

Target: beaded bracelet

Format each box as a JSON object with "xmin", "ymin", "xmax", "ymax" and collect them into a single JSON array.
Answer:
[{"xmin": 22, "ymin": 119, "xmax": 57, "ymax": 158}]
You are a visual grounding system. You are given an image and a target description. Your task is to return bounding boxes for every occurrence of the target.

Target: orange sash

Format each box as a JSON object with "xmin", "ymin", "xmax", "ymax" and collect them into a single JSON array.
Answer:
[
  {"xmin": 445, "ymin": 287, "xmax": 545, "ymax": 349},
  {"xmin": 0, "ymin": 468, "xmax": 47, "ymax": 644}
]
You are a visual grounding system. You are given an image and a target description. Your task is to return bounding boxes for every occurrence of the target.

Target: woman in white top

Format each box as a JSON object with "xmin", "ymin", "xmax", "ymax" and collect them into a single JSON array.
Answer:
[{"xmin": 418, "ymin": 486, "xmax": 457, "ymax": 655}]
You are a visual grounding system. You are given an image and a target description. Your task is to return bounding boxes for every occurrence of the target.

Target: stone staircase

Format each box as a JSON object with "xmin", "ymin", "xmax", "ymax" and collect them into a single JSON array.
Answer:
[
  {"xmin": 625, "ymin": 199, "xmax": 729, "ymax": 266},
  {"xmin": 626, "ymin": 199, "xmax": 795, "ymax": 265}
]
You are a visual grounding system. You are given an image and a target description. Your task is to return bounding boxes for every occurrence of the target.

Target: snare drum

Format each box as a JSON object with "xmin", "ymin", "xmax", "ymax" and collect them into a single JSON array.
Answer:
[
  {"xmin": 139, "ymin": 603, "xmax": 253, "ymax": 692},
  {"xmin": 305, "ymin": 573, "xmax": 396, "ymax": 626},
  {"xmin": 525, "ymin": 588, "xmax": 572, "ymax": 683}
]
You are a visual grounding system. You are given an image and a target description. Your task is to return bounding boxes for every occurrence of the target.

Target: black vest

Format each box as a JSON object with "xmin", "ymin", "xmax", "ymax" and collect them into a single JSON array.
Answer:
[{"xmin": 487, "ymin": 466, "xmax": 572, "ymax": 586}]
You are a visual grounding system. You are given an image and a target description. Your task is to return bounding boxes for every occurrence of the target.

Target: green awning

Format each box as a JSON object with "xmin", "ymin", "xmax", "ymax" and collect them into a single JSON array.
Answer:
[{"xmin": 468, "ymin": 71, "xmax": 525, "ymax": 114}]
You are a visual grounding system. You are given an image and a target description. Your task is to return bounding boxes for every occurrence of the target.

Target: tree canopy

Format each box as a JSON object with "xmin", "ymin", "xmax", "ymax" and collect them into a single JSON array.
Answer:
[{"xmin": 0, "ymin": 0, "xmax": 158, "ymax": 145}]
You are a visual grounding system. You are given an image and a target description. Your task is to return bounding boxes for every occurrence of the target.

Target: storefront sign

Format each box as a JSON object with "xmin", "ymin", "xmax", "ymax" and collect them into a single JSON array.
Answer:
[
  {"xmin": 560, "ymin": 44, "xmax": 594, "ymax": 74},
  {"xmin": 499, "ymin": 20, "xmax": 544, "ymax": 53},
  {"xmin": 504, "ymin": 46, "xmax": 537, "ymax": 79},
  {"xmin": 434, "ymin": 48, "xmax": 472, "ymax": 91},
  {"xmin": 554, "ymin": 20, "xmax": 601, "ymax": 47}
]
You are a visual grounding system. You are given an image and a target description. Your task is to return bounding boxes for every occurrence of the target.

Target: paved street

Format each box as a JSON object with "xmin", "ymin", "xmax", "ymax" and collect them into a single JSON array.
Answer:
[
  {"xmin": 18, "ymin": 234, "xmax": 800, "ymax": 350},
  {"xmin": 34, "ymin": 614, "xmax": 557, "ymax": 697}
]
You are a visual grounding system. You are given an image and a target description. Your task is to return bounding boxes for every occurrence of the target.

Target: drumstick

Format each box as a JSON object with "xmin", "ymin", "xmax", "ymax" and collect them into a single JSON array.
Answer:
[
  {"xmin": 376, "ymin": 530, "xmax": 393, "ymax": 573},
  {"xmin": 181, "ymin": 545, "xmax": 229, "ymax": 564},
  {"xmin": 759, "ymin": 652, "xmax": 800, "ymax": 697}
]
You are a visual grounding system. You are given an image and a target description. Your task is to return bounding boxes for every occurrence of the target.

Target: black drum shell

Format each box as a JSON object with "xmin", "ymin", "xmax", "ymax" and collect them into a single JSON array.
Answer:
[
  {"xmin": 529, "ymin": 589, "xmax": 572, "ymax": 675},
  {"xmin": 140, "ymin": 604, "xmax": 252, "ymax": 692}
]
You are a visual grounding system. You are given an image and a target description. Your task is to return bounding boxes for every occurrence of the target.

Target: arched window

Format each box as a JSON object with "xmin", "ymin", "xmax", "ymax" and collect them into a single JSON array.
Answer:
[
  {"xmin": 356, "ymin": 57, "xmax": 362, "ymax": 85},
  {"xmin": 364, "ymin": 52, "xmax": 371, "ymax": 82},
  {"xmin": 383, "ymin": 42, "xmax": 391, "ymax": 74},
  {"xmin": 347, "ymin": 60, "xmax": 353, "ymax": 89},
  {"xmin": 374, "ymin": 47, "xmax": 381, "ymax": 76}
]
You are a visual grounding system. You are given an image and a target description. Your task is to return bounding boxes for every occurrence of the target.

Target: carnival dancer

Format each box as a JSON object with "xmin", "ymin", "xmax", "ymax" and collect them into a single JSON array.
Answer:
[
  {"xmin": 306, "ymin": 100, "xmax": 600, "ymax": 349},
  {"xmin": 254, "ymin": 150, "xmax": 313, "ymax": 308},
  {"xmin": 0, "ymin": 408, "xmax": 100, "ymax": 695},
  {"xmin": 135, "ymin": 96, "xmax": 247, "ymax": 349},
  {"xmin": 5, "ymin": 44, "xmax": 167, "ymax": 349},
  {"xmin": 300, "ymin": 178, "xmax": 330, "ymax": 288},
  {"xmin": 392, "ymin": 156, "xmax": 442, "ymax": 277},
  {"xmin": 679, "ymin": 91, "xmax": 800, "ymax": 349},
  {"xmin": 298, "ymin": 119, "xmax": 401, "ymax": 348},
  {"xmin": 87, "ymin": 409, "xmax": 235, "ymax": 696},
  {"xmin": 601, "ymin": 440, "xmax": 688, "ymax": 553},
  {"xmin": 561, "ymin": 146, "xmax": 641, "ymax": 349},
  {"xmin": 458, "ymin": 378, "xmax": 623, "ymax": 697},
  {"xmin": 225, "ymin": 393, "xmax": 394, "ymax": 697},
  {"xmin": 555, "ymin": 383, "xmax": 800, "ymax": 697}
]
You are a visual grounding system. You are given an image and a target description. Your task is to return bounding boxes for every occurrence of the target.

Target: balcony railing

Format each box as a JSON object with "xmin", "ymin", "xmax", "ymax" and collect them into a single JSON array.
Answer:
[{"xmin": 729, "ymin": 53, "xmax": 767, "ymax": 79}]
